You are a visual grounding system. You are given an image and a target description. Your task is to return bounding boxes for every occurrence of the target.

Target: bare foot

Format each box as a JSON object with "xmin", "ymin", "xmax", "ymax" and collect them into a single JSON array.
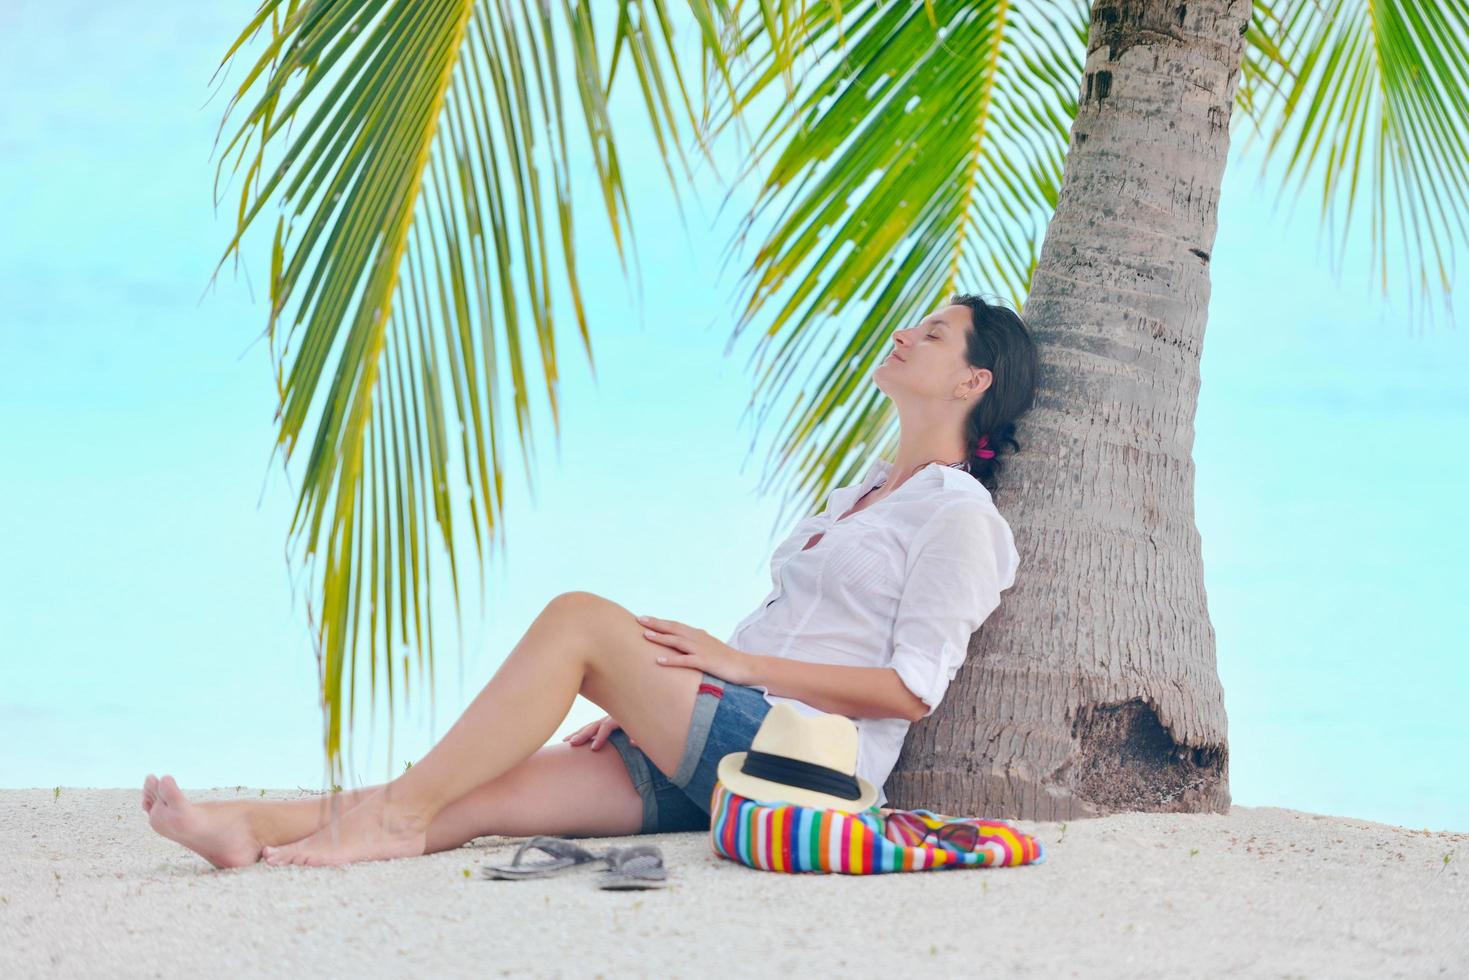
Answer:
[
  {"xmin": 144, "ymin": 774, "xmax": 263, "ymax": 869},
  {"xmin": 262, "ymin": 788, "xmax": 427, "ymax": 868}
]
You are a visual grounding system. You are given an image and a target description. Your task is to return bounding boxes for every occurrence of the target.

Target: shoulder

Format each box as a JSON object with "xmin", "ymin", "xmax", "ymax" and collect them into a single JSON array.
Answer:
[
  {"xmin": 929, "ymin": 467, "xmax": 1006, "ymax": 526},
  {"xmin": 920, "ymin": 471, "xmax": 1020, "ymax": 588},
  {"xmin": 934, "ymin": 463, "xmax": 997, "ymax": 504},
  {"xmin": 917, "ymin": 492, "xmax": 1009, "ymax": 544}
]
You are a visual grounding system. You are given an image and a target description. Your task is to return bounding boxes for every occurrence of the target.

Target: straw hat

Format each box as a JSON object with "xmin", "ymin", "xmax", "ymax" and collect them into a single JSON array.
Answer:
[{"xmin": 716, "ymin": 703, "xmax": 879, "ymax": 812}]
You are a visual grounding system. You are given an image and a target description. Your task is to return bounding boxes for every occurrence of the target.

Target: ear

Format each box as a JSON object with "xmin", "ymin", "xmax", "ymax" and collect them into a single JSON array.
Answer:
[{"xmin": 963, "ymin": 366, "xmax": 992, "ymax": 399}]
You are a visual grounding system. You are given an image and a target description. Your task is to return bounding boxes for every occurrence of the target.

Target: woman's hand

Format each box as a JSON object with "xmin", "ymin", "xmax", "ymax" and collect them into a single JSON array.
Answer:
[
  {"xmin": 636, "ymin": 615, "xmax": 760, "ymax": 687},
  {"xmin": 563, "ymin": 714, "xmax": 633, "ymax": 750}
]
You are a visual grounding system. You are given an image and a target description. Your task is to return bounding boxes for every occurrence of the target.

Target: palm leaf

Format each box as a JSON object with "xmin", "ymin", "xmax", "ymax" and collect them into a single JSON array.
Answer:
[
  {"xmin": 701, "ymin": 0, "xmax": 1087, "ymax": 535},
  {"xmin": 1240, "ymin": 0, "xmax": 1469, "ymax": 316},
  {"xmin": 207, "ymin": 0, "xmax": 781, "ymax": 782}
]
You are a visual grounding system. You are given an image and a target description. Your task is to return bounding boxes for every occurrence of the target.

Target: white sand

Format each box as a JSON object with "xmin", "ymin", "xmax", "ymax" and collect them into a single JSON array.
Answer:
[{"xmin": 1, "ymin": 788, "xmax": 1465, "ymax": 978}]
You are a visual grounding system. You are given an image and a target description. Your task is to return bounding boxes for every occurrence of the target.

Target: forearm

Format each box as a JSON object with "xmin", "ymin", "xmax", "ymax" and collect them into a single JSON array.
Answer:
[{"xmin": 744, "ymin": 654, "xmax": 922, "ymax": 722}]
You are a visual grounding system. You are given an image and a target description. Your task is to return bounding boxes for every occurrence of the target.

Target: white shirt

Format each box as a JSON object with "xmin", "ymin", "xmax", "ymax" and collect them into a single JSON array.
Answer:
[{"xmin": 726, "ymin": 456, "xmax": 1021, "ymax": 807}]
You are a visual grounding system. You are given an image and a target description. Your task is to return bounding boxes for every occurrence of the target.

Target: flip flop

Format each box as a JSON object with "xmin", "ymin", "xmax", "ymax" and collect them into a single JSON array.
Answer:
[
  {"xmin": 480, "ymin": 836, "xmax": 609, "ymax": 880},
  {"xmin": 596, "ymin": 843, "xmax": 669, "ymax": 890}
]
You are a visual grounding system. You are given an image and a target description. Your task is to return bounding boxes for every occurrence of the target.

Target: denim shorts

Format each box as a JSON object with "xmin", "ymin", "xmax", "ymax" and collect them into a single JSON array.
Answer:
[{"xmin": 606, "ymin": 671, "xmax": 773, "ymax": 834}]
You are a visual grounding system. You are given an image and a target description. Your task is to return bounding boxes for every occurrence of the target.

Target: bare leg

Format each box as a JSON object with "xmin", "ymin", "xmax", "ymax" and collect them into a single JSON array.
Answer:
[
  {"xmin": 417, "ymin": 741, "xmax": 646, "ymax": 851},
  {"xmin": 142, "ymin": 735, "xmax": 646, "ymax": 868},
  {"xmin": 261, "ymin": 591, "xmax": 704, "ymax": 866},
  {"xmin": 142, "ymin": 776, "xmax": 383, "ymax": 868},
  {"xmin": 203, "ymin": 788, "xmax": 379, "ymax": 844}
]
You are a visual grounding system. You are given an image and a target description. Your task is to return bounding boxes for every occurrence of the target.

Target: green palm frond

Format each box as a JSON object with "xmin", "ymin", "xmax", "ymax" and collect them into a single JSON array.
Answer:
[
  {"xmin": 1238, "ymin": 2, "xmax": 1293, "ymax": 125},
  {"xmin": 703, "ymin": 0, "xmax": 1087, "ymax": 531},
  {"xmin": 207, "ymin": 0, "xmax": 775, "ymax": 781},
  {"xmin": 1240, "ymin": 0, "xmax": 1469, "ymax": 314}
]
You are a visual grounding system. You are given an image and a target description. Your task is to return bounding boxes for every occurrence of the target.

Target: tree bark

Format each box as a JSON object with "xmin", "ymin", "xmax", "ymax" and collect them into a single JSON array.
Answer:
[{"xmin": 887, "ymin": 0, "xmax": 1249, "ymax": 820}]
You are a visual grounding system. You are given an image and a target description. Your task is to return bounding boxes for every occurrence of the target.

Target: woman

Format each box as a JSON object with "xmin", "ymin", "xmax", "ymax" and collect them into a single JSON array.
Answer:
[{"xmin": 142, "ymin": 292, "xmax": 1039, "ymax": 868}]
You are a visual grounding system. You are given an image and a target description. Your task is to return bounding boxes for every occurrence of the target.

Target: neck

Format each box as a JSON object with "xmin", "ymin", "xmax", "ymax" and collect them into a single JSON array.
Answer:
[{"xmin": 887, "ymin": 430, "xmax": 968, "ymax": 486}]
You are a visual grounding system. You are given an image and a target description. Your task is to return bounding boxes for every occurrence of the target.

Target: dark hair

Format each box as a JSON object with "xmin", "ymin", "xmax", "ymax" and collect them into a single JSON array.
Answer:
[{"xmin": 947, "ymin": 291, "xmax": 1039, "ymax": 498}]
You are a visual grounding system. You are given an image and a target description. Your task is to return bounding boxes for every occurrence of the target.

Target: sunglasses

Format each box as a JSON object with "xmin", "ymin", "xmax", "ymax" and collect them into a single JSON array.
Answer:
[{"xmin": 882, "ymin": 811, "xmax": 988, "ymax": 853}]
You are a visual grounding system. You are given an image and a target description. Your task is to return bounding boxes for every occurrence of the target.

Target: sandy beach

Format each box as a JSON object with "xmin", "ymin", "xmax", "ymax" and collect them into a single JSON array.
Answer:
[{"xmin": 1, "ymin": 788, "xmax": 1464, "ymax": 978}]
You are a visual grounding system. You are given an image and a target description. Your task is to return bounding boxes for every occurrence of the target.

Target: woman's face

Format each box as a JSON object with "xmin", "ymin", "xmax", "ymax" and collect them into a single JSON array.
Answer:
[{"xmin": 873, "ymin": 303, "xmax": 981, "ymax": 401}]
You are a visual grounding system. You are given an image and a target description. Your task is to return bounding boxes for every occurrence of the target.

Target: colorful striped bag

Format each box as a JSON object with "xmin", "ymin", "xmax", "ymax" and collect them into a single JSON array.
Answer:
[{"xmin": 707, "ymin": 779, "xmax": 1047, "ymax": 874}]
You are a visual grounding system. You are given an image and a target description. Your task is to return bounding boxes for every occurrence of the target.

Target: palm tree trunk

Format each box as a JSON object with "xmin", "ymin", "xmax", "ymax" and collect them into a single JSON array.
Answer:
[{"xmin": 888, "ymin": 0, "xmax": 1250, "ymax": 820}]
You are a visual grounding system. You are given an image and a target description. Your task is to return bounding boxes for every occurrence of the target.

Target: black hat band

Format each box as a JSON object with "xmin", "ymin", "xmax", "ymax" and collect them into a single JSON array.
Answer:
[{"xmin": 739, "ymin": 749, "xmax": 863, "ymax": 800}]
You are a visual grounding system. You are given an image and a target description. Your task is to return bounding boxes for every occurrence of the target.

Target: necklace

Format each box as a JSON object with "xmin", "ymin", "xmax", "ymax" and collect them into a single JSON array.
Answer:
[{"xmin": 871, "ymin": 458, "xmax": 966, "ymax": 497}]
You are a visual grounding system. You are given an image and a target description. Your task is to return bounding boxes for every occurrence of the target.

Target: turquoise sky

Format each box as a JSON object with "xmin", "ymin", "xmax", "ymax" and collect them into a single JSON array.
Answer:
[{"xmin": 2, "ymin": 3, "xmax": 1465, "ymax": 833}]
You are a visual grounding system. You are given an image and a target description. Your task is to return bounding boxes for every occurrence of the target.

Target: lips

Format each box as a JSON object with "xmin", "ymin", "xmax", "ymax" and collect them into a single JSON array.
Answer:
[{"xmin": 887, "ymin": 351, "xmax": 905, "ymax": 362}]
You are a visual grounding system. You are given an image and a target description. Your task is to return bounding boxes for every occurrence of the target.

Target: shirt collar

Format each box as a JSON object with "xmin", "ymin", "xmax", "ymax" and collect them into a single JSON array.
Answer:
[
  {"xmin": 867, "ymin": 457, "xmax": 956, "ymax": 485},
  {"xmin": 866, "ymin": 456, "xmax": 994, "ymax": 502},
  {"xmin": 824, "ymin": 457, "xmax": 984, "ymax": 518}
]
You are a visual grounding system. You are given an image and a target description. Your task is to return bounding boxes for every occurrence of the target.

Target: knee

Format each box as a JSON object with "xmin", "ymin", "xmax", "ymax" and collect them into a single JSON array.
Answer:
[
  {"xmin": 542, "ymin": 592, "xmax": 640, "ymax": 670},
  {"xmin": 541, "ymin": 591, "xmax": 627, "ymax": 652},
  {"xmin": 547, "ymin": 590, "xmax": 599, "ymax": 606},
  {"xmin": 544, "ymin": 591, "xmax": 609, "ymax": 621}
]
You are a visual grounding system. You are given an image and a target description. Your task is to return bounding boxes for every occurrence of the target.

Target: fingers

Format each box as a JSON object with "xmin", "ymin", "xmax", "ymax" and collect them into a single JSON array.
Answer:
[
  {"xmin": 590, "ymin": 718, "xmax": 619, "ymax": 751},
  {"xmin": 560, "ymin": 715, "xmax": 636, "ymax": 751},
  {"xmin": 563, "ymin": 719, "xmax": 600, "ymax": 746},
  {"xmin": 564, "ymin": 715, "xmax": 623, "ymax": 750},
  {"xmin": 637, "ymin": 614, "xmax": 689, "ymax": 636},
  {"xmin": 642, "ymin": 629, "xmax": 688, "ymax": 653},
  {"xmin": 638, "ymin": 614, "xmax": 709, "ymax": 639}
]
